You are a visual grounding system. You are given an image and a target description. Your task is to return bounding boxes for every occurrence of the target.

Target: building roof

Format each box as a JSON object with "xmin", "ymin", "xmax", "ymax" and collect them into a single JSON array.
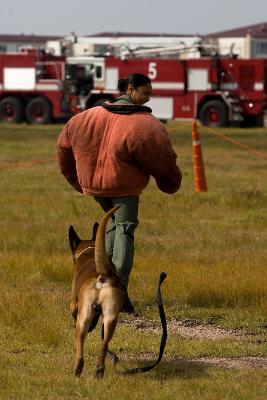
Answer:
[
  {"xmin": 2, "ymin": 21, "xmax": 267, "ymax": 46},
  {"xmin": 87, "ymin": 31, "xmax": 195, "ymax": 38},
  {"xmin": 0, "ymin": 34, "xmax": 61, "ymax": 42},
  {"xmin": 205, "ymin": 21, "xmax": 267, "ymax": 38}
]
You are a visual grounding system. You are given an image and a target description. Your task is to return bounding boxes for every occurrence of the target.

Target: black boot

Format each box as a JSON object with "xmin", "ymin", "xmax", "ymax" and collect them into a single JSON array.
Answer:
[{"xmin": 121, "ymin": 289, "xmax": 134, "ymax": 314}]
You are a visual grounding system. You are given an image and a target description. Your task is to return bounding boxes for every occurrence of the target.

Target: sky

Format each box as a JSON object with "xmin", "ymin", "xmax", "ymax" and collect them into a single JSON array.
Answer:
[{"xmin": 0, "ymin": 0, "xmax": 267, "ymax": 37}]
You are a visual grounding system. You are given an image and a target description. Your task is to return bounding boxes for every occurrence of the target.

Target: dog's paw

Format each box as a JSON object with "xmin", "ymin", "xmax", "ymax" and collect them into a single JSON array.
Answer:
[{"xmin": 74, "ymin": 358, "xmax": 84, "ymax": 377}]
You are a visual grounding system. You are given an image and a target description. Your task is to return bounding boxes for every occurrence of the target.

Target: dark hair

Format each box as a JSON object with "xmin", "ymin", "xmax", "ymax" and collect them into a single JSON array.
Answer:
[{"xmin": 118, "ymin": 73, "xmax": 151, "ymax": 93}]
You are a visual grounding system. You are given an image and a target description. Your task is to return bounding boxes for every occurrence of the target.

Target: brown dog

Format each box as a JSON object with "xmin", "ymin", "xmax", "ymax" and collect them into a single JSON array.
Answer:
[{"xmin": 68, "ymin": 206, "xmax": 125, "ymax": 378}]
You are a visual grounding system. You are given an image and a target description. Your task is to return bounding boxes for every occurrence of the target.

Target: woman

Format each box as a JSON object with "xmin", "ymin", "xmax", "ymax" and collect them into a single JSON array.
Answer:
[{"xmin": 57, "ymin": 73, "xmax": 182, "ymax": 313}]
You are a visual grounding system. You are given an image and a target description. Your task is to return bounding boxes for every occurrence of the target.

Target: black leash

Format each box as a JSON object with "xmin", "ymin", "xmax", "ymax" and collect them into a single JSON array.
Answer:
[{"xmin": 117, "ymin": 271, "xmax": 168, "ymax": 375}]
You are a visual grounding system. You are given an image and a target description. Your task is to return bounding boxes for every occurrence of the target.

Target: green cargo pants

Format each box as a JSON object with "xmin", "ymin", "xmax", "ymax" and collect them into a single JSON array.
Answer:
[{"xmin": 94, "ymin": 196, "xmax": 139, "ymax": 289}]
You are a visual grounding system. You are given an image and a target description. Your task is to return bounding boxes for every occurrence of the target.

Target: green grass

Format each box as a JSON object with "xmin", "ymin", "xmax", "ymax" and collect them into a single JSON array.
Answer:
[{"xmin": 0, "ymin": 121, "xmax": 267, "ymax": 399}]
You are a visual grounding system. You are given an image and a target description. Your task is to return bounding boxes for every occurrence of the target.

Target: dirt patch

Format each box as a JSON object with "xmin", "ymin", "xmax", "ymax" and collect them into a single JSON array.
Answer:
[
  {"xmin": 120, "ymin": 316, "xmax": 266, "ymax": 341},
  {"xmin": 167, "ymin": 319, "xmax": 239, "ymax": 340},
  {"xmin": 116, "ymin": 352, "xmax": 267, "ymax": 370},
  {"xmin": 119, "ymin": 316, "xmax": 267, "ymax": 370},
  {"xmin": 189, "ymin": 356, "xmax": 267, "ymax": 370}
]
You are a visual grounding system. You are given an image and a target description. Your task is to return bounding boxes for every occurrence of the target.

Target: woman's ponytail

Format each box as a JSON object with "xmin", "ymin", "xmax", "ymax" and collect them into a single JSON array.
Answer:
[{"xmin": 118, "ymin": 78, "xmax": 127, "ymax": 93}]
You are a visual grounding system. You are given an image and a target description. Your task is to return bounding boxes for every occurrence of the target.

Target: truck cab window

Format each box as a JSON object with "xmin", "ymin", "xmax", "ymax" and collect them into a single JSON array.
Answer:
[
  {"xmin": 65, "ymin": 64, "xmax": 94, "ymax": 95},
  {"xmin": 96, "ymin": 66, "xmax": 102, "ymax": 79}
]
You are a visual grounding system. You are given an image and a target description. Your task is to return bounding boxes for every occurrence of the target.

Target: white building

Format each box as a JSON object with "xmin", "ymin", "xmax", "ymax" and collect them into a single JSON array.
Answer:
[
  {"xmin": 2, "ymin": 22, "xmax": 267, "ymax": 60},
  {"xmin": 0, "ymin": 34, "xmax": 61, "ymax": 53},
  {"xmin": 204, "ymin": 22, "xmax": 267, "ymax": 58},
  {"xmin": 47, "ymin": 31, "xmax": 202, "ymax": 59}
]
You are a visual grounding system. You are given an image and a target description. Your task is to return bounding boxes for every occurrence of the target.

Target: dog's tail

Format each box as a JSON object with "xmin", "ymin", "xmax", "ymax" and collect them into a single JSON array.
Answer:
[{"xmin": 95, "ymin": 206, "xmax": 120, "ymax": 276}]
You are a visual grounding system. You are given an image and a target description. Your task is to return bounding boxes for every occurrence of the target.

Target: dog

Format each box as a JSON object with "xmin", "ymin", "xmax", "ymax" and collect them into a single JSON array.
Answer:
[{"xmin": 68, "ymin": 206, "xmax": 125, "ymax": 378}]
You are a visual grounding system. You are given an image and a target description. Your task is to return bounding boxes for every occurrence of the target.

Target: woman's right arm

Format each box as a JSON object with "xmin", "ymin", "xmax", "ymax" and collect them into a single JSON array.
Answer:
[{"xmin": 56, "ymin": 122, "xmax": 83, "ymax": 193}]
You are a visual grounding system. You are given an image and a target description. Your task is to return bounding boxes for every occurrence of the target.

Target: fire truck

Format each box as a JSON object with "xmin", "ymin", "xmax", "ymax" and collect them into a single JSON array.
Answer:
[{"xmin": 0, "ymin": 48, "xmax": 266, "ymax": 126}]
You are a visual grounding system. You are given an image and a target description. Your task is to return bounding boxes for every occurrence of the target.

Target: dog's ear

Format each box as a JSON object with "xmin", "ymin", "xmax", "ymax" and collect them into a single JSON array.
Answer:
[
  {"xmin": 69, "ymin": 225, "xmax": 81, "ymax": 252},
  {"xmin": 92, "ymin": 222, "xmax": 99, "ymax": 241}
]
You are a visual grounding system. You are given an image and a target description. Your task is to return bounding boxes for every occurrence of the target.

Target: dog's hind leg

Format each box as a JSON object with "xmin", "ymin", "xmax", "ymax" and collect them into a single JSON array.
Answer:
[
  {"xmin": 95, "ymin": 316, "xmax": 118, "ymax": 378},
  {"xmin": 101, "ymin": 324, "xmax": 119, "ymax": 366},
  {"xmin": 74, "ymin": 293, "xmax": 97, "ymax": 376}
]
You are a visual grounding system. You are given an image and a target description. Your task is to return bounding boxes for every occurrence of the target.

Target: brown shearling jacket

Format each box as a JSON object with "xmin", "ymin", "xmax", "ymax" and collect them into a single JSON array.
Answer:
[{"xmin": 56, "ymin": 103, "xmax": 182, "ymax": 197}]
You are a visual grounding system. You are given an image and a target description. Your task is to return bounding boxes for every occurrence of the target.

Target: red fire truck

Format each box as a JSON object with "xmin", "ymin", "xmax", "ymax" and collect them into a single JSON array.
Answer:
[{"xmin": 0, "ymin": 49, "xmax": 266, "ymax": 126}]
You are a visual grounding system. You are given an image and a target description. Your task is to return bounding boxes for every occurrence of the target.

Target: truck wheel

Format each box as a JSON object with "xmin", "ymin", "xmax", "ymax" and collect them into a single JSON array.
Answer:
[
  {"xmin": 256, "ymin": 114, "xmax": 264, "ymax": 127},
  {"xmin": 26, "ymin": 97, "xmax": 52, "ymax": 124},
  {"xmin": 199, "ymin": 100, "xmax": 228, "ymax": 127},
  {"xmin": 241, "ymin": 114, "xmax": 264, "ymax": 128},
  {"xmin": 0, "ymin": 97, "xmax": 24, "ymax": 123}
]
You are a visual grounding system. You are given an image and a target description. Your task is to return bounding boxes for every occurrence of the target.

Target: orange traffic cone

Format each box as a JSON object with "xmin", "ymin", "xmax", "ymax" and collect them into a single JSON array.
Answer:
[{"xmin": 192, "ymin": 120, "xmax": 207, "ymax": 192}]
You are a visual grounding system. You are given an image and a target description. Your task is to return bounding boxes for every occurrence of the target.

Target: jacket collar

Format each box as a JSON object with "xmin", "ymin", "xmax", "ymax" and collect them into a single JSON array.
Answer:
[{"xmin": 102, "ymin": 97, "xmax": 152, "ymax": 115}]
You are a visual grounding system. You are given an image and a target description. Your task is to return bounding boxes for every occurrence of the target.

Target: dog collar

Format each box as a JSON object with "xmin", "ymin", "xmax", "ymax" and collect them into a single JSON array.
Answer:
[{"xmin": 75, "ymin": 246, "xmax": 95, "ymax": 262}]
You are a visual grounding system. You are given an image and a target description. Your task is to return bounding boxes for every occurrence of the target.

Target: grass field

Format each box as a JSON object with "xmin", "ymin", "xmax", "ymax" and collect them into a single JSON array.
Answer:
[{"xmin": 0, "ymin": 121, "xmax": 267, "ymax": 399}]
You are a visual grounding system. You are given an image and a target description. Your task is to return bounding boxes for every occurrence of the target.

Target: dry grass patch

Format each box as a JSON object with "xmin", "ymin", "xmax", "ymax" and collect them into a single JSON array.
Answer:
[{"xmin": 0, "ymin": 122, "xmax": 267, "ymax": 399}]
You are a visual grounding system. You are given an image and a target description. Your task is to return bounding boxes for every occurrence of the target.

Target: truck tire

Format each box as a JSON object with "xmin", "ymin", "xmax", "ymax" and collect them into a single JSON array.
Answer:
[
  {"xmin": 199, "ymin": 100, "xmax": 228, "ymax": 127},
  {"xmin": 25, "ymin": 97, "xmax": 52, "ymax": 124},
  {"xmin": 256, "ymin": 114, "xmax": 264, "ymax": 127},
  {"xmin": 0, "ymin": 97, "xmax": 24, "ymax": 123},
  {"xmin": 242, "ymin": 114, "xmax": 264, "ymax": 128}
]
